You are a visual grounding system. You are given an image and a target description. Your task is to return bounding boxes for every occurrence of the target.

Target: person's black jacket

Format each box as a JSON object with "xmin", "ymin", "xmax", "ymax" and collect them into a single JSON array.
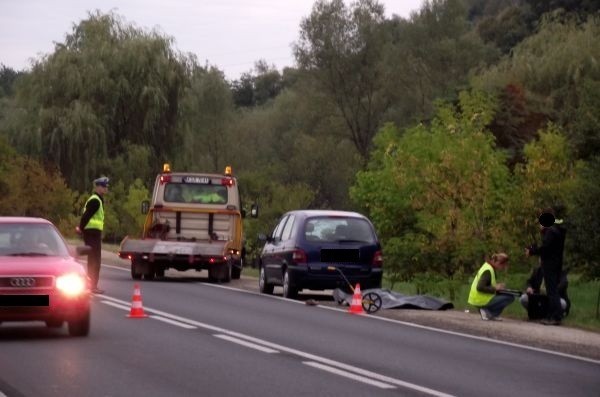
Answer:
[{"xmin": 528, "ymin": 224, "xmax": 566, "ymax": 271}]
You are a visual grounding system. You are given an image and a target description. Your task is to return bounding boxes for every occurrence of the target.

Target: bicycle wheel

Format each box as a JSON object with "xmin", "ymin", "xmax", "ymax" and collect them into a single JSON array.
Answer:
[{"xmin": 362, "ymin": 292, "xmax": 382, "ymax": 314}]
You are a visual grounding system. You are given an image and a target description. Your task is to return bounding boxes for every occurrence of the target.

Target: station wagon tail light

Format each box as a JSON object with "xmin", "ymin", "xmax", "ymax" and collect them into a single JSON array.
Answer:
[
  {"xmin": 372, "ymin": 250, "xmax": 383, "ymax": 267},
  {"xmin": 56, "ymin": 273, "xmax": 87, "ymax": 297},
  {"xmin": 160, "ymin": 174, "xmax": 171, "ymax": 184},
  {"xmin": 292, "ymin": 249, "xmax": 307, "ymax": 265}
]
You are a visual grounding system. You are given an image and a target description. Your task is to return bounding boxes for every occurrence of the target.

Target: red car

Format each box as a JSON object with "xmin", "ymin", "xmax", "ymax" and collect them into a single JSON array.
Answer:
[{"xmin": 0, "ymin": 217, "xmax": 91, "ymax": 336}]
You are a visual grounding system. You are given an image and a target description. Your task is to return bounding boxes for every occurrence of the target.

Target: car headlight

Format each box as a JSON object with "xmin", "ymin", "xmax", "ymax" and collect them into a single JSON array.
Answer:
[{"xmin": 56, "ymin": 273, "xmax": 87, "ymax": 297}]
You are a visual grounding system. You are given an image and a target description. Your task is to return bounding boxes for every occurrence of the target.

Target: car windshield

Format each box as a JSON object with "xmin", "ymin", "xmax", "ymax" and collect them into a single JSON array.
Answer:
[
  {"xmin": 164, "ymin": 182, "xmax": 228, "ymax": 204},
  {"xmin": 0, "ymin": 223, "xmax": 70, "ymax": 257},
  {"xmin": 304, "ymin": 217, "xmax": 376, "ymax": 243}
]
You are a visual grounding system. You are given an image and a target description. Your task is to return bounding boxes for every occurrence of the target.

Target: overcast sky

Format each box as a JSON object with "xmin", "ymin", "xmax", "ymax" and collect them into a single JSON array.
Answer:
[{"xmin": 0, "ymin": 0, "xmax": 424, "ymax": 81}]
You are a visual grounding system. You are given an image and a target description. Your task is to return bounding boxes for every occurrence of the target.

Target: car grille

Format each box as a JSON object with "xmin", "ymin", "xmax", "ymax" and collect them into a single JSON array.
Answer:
[{"xmin": 0, "ymin": 276, "xmax": 54, "ymax": 289}]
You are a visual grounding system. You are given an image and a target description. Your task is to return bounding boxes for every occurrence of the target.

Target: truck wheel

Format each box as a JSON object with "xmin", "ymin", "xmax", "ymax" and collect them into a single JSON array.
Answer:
[
  {"xmin": 259, "ymin": 267, "xmax": 274, "ymax": 295},
  {"xmin": 223, "ymin": 259, "xmax": 232, "ymax": 283},
  {"xmin": 282, "ymin": 270, "xmax": 297, "ymax": 299},
  {"xmin": 131, "ymin": 260, "xmax": 142, "ymax": 280},
  {"xmin": 231, "ymin": 259, "xmax": 242, "ymax": 280}
]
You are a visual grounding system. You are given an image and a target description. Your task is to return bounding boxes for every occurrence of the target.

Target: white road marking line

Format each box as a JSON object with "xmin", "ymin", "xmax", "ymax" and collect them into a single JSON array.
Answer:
[
  {"xmin": 97, "ymin": 293, "xmax": 454, "ymax": 396},
  {"xmin": 101, "ymin": 300, "xmax": 130, "ymax": 311},
  {"xmin": 150, "ymin": 315, "xmax": 197, "ymax": 329},
  {"xmin": 102, "ymin": 264, "xmax": 128, "ymax": 271},
  {"xmin": 303, "ymin": 361, "xmax": 395, "ymax": 389},
  {"xmin": 214, "ymin": 334, "xmax": 279, "ymax": 353}
]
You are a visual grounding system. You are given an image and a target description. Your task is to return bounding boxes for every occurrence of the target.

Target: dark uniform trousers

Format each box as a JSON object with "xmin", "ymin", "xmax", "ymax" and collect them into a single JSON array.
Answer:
[{"xmin": 83, "ymin": 229, "xmax": 102, "ymax": 289}]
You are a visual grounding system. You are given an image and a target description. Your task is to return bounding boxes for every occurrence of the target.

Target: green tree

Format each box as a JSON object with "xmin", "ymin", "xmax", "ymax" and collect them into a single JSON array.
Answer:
[
  {"xmin": 502, "ymin": 125, "xmax": 580, "ymax": 267},
  {"xmin": 0, "ymin": 137, "xmax": 76, "ymax": 229},
  {"xmin": 473, "ymin": 16, "xmax": 600, "ymax": 160},
  {"xmin": 294, "ymin": 0, "xmax": 393, "ymax": 159},
  {"xmin": 178, "ymin": 66, "xmax": 233, "ymax": 172},
  {"xmin": 384, "ymin": 0, "xmax": 499, "ymax": 129},
  {"xmin": 11, "ymin": 11, "xmax": 188, "ymax": 191},
  {"xmin": 352, "ymin": 91, "xmax": 511, "ymax": 281}
]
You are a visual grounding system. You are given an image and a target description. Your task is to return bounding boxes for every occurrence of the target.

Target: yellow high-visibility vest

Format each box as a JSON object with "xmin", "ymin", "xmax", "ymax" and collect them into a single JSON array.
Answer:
[
  {"xmin": 83, "ymin": 193, "xmax": 104, "ymax": 231},
  {"xmin": 468, "ymin": 262, "xmax": 496, "ymax": 307}
]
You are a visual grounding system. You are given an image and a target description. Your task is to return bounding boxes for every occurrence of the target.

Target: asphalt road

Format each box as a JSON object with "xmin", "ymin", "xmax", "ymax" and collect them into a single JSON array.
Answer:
[{"xmin": 1, "ymin": 262, "xmax": 599, "ymax": 397}]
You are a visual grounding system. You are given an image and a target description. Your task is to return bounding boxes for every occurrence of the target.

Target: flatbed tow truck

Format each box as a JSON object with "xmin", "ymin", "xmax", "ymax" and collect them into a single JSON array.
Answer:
[{"xmin": 119, "ymin": 164, "xmax": 256, "ymax": 282}]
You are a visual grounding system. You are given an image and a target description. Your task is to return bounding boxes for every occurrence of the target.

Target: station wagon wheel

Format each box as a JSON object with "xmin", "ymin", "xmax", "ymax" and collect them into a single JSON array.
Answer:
[
  {"xmin": 362, "ymin": 292, "xmax": 382, "ymax": 314},
  {"xmin": 282, "ymin": 270, "xmax": 297, "ymax": 299},
  {"xmin": 259, "ymin": 266, "xmax": 274, "ymax": 295}
]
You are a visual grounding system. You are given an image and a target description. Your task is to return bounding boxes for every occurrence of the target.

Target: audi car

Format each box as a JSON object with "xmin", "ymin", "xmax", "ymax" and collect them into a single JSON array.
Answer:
[
  {"xmin": 258, "ymin": 210, "xmax": 383, "ymax": 299},
  {"xmin": 0, "ymin": 217, "xmax": 91, "ymax": 336}
]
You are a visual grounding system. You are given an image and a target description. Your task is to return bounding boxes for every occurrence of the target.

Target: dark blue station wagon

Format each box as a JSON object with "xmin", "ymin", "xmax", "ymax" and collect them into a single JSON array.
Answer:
[{"xmin": 258, "ymin": 210, "xmax": 383, "ymax": 299}]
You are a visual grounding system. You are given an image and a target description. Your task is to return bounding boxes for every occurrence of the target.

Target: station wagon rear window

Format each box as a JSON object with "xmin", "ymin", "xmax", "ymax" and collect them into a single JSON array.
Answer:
[
  {"xmin": 304, "ymin": 217, "xmax": 375, "ymax": 243},
  {"xmin": 164, "ymin": 183, "xmax": 228, "ymax": 204}
]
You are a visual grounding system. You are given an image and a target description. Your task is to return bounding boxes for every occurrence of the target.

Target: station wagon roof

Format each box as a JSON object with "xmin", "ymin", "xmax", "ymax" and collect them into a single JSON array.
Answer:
[{"xmin": 285, "ymin": 210, "xmax": 367, "ymax": 219}]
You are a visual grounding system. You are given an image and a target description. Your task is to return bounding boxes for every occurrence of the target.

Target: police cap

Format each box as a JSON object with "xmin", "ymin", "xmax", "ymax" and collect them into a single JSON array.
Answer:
[{"xmin": 94, "ymin": 176, "xmax": 110, "ymax": 187}]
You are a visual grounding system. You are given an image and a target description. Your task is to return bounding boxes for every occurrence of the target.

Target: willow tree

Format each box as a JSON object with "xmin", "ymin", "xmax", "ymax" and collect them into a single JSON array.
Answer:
[
  {"xmin": 294, "ymin": 0, "xmax": 393, "ymax": 160},
  {"xmin": 13, "ymin": 11, "xmax": 188, "ymax": 191}
]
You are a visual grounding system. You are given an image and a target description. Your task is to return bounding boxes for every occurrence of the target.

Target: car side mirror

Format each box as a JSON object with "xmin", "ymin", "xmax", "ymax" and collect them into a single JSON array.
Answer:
[
  {"xmin": 141, "ymin": 200, "xmax": 150, "ymax": 214},
  {"xmin": 258, "ymin": 233, "xmax": 271, "ymax": 243},
  {"xmin": 250, "ymin": 204, "xmax": 259, "ymax": 218}
]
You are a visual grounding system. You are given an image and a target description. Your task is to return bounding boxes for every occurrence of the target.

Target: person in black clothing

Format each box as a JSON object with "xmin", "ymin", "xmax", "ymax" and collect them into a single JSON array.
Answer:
[
  {"xmin": 519, "ymin": 265, "xmax": 571, "ymax": 318},
  {"xmin": 525, "ymin": 207, "xmax": 567, "ymax": 325},
  {"xmin": 76, "ymin": 177, "xmax": 109, "ymax": 294}
]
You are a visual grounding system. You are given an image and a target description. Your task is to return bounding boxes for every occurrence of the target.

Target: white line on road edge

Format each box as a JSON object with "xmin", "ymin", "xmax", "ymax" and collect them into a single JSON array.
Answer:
[
  {"xmin": 303, "ymin": 361, "xmax": 395, "ymax": 389},
  {"xmin": 150, "ymin": 316, "xmax": 197, "ymax": 329},
  {"xmin": 214, "ymin": 334, "xmax": 279, "ymax": 353},
  {"xmin": 97, "ymin": 293, "xmax": 454, "ymax": 397}
]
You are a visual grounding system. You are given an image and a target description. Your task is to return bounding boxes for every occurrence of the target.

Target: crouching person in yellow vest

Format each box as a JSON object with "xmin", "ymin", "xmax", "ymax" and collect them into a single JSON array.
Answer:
[{"xmin": 468, "ymin": 253, "xmax": 514, "ymax": 321}]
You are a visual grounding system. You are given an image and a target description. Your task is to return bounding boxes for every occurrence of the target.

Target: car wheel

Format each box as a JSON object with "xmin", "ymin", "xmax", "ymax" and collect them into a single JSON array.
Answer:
[
  {"xmin": 45, "ymin": 319, "xmax": 63, "ymax": 328},
  {"xmin": 282, "ymin": 270, "xmax": 297, "ymax": 299},
  {"xmin": 259, "ymin": 267, "xmax": 274, "ymax": 295},
  {"xmin": 68, "ymin": 310, "xmax": 90, "ymax": 337},
  {"xmin": 131, "ymin": 259, "xmax": 142, "ymax": 280}
]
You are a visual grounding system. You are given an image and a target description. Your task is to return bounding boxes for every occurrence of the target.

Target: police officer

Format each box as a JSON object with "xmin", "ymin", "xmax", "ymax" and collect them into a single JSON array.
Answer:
[{"xmin": 77, "ymin": 176, "xmax": 109, "ymax": 294}]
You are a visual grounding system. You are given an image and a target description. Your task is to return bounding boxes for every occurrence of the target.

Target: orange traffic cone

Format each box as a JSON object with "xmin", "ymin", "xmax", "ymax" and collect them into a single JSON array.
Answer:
[
  {"xmin": 348, "ymin": 283, "xmax": 365, "ymax": 315},
  {"xmin": 127, "ymin": 284, "xmax": 148, "ymax": 318}
]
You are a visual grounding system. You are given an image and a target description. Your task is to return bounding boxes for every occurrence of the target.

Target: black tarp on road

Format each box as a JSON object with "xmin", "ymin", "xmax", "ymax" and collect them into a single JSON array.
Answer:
[{"xmin": 333, "ymin": 288, "xmax": 454, "ymax": 311}]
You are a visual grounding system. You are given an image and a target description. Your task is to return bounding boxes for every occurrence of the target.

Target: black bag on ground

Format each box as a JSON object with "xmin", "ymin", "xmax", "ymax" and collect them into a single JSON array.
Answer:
[{"xmin": 528, "ymin": 294, "xmax": 548, "ymax": 320}]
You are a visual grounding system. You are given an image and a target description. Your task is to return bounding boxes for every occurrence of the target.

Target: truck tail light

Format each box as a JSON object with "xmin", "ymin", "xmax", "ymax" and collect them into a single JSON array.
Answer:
[
  {"xmin": 292, "ymin": 249, "xmax": 307, "ymax": 265},
  {"xmin": 221, "ymin": 178, "xmax": 234, "ymax": 186},
  {"xmin": 160, "ymin": 175, "xmax": 171, "ymax": 184},
  {"xmin": 372, "ymin": 250, "xmax": 383, "ymax": 267}
]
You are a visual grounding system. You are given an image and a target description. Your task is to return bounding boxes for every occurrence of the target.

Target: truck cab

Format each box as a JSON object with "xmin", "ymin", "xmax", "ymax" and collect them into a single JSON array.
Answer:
[{"xmin": 119, "ymin": 164, "xmax": 256, "ymax": 282}]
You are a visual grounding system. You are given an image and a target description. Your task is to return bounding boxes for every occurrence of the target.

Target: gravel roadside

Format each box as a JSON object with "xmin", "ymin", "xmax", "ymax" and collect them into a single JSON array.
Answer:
[{"xmin": 99, "ymin": 249, "xmax": 600, "ymax": 361}]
